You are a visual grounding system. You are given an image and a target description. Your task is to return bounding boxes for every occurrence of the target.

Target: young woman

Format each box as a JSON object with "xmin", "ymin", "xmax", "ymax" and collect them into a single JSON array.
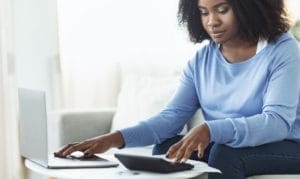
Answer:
[{"xmin": 55, "ymin": 0, "xmax": 300, "ymax": 178}]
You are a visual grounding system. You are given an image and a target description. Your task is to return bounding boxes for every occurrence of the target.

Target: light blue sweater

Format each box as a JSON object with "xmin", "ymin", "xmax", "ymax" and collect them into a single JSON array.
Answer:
[{"xmin": 120, "ymin": 33, "xmax": 300, "ymax": 148}]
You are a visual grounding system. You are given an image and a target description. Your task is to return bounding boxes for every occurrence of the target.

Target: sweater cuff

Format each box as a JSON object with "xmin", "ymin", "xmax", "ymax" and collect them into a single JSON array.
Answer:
[
  {"xmin": 119, "ymin": 122, "xmax": 156, "ymax": 148},
  {"xmin": 205, "ymin": 119, "xmax": 235, "ymax": 144}
]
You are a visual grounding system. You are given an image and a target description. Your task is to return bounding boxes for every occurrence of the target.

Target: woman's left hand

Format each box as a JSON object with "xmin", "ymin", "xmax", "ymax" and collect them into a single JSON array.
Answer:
[{"xmin": 166, "ymin": 123, "xmax": 210, "ymax": 163}]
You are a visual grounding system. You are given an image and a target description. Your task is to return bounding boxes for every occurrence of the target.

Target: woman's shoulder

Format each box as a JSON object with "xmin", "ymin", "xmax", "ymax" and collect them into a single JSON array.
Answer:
[
  {"xmin": 192, "ymin": 40, "xmax": 219, "ymax": 62},
  {"xmin": 264, "ymin": 32, "xmax": 299, "ymax": 60},
  {"xmin": 183, "ymin": 41, "xmax": 221, "ymax": 73},
  {"xmin": 267, "ymin": 32, "xmax": 300, "ymax": 68},
  {"xmin": 270, "ymin": 32, "xmax": 299, "ymax": 50},
  {"xmin": 195, "ymin": 40, "xmax": 218, "ymax": 54}
]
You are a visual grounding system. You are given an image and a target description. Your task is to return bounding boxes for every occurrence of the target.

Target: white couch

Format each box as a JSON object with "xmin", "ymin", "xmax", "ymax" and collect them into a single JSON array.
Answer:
[{"xmin": 48, "ymin": 108, "xmax": 300, "ymax": 179}]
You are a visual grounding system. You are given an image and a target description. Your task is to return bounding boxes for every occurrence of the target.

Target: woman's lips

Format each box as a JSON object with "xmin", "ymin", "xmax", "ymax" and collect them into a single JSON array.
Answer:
[{"xmin": 210, "ymin": 31, "xmax": 224, "ymax": 38}]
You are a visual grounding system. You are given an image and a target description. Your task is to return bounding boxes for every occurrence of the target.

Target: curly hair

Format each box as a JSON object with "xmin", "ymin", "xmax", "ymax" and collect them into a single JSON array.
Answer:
[{"xmin": 178, "ymin": 0, "xmax": 291, "ymax": 43}]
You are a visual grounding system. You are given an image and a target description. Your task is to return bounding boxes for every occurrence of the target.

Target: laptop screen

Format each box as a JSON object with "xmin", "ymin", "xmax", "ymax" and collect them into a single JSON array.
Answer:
[{"xmin": 18, "ymin": 88, "xmax": 49, "ymax": 167}]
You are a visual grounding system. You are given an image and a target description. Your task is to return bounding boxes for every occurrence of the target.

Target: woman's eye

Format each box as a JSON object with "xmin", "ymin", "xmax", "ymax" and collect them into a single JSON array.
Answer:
[
  {"xmin": 217, "ymin": 6, "xmax": 229, "ymax": 14},
  {"xmin": 199, "ymin": 10, "xmax": 209, "ymax": 16}
]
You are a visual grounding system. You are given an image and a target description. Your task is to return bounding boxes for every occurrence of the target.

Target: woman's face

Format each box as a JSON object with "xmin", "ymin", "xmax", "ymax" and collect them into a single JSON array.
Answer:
[{"xmin": 198, "ymin": 0, "xmax": 239, "ymax": 44}]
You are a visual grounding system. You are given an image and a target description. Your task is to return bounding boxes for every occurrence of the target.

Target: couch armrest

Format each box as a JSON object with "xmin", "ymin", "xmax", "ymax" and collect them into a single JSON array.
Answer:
[{"xmin": 47, "ymin": 108, "xmax": 116, "ymax": 152}]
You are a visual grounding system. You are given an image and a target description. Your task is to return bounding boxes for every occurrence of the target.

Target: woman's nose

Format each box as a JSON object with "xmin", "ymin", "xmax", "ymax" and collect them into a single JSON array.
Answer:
[{"xmin": 207, "ymin": 13, "xmax": 220, "ymax": 28}]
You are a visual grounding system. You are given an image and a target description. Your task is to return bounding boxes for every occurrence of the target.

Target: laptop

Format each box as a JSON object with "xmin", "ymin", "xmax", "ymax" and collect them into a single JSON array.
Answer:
[{"xmin": 18, "ymin": 88, "xmax": 119, "ymax": 169}]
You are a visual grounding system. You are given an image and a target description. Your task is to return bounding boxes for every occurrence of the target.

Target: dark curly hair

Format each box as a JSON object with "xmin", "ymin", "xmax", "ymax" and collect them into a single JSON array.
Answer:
[{"xmin": 178, "ymin": 0, "xmax": 291, "ymax": 43}]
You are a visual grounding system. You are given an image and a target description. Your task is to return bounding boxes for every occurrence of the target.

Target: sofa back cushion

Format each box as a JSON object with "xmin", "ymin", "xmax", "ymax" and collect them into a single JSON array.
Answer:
[
  {"xmin": 111, "ymin": 61, "xmax": 203, "ymax": 135},
  {"xmin": 111, "ymin": 74, "xmax": 183, "ymax": 131}
]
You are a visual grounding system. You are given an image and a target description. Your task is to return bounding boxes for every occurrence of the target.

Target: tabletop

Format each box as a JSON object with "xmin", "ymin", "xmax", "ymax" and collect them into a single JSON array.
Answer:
[{"xmin": 25, "ymin": 155, "xmax": 213, "ymax": 179}]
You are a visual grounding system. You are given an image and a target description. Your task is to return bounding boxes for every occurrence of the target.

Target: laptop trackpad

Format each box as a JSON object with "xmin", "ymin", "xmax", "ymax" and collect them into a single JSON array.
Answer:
[
  {"xmin": 48, "ymin": 152, "xmax": 119, "ymax": 168},
  {"xmin": 67, "ymin": 151, "xmax": 107, "ymax": 161}
]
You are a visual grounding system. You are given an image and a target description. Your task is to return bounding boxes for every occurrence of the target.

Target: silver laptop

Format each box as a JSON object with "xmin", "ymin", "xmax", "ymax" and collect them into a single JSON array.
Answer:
[{"xmin": 18, "ymin": 88, "xmax": 119, "ymax": 169}]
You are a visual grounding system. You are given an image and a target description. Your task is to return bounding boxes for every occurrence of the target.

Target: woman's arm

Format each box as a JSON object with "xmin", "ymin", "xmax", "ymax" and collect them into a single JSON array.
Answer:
[
  {"xmin": 207, "ymin": 44, "xmax": 300, "ymax": 147},
  {"xmin": 54, "ymin": 131, "xmax": 125, "ymax": 158},
  {"xmin": 120, "ymin": 57, "xmax": 201, "ymax": 147}
]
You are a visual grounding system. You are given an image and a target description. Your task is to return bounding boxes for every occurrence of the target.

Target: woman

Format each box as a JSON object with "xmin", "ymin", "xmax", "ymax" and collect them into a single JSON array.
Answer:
[{"xmin": 55, "ymin": 0, "xmax": 300, "ymax": 178}]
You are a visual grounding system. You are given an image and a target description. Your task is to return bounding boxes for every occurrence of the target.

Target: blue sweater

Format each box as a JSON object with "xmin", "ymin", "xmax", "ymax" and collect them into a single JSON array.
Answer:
[{"xmin": 120, "ymin": 33, "xmax": 300, "ymax": 148}]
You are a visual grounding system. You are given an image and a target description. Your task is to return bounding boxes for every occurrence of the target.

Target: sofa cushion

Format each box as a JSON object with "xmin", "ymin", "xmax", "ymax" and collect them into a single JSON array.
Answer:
[{"xmin": 111, "ymin": 74, "xmax": 184, "ymax": 132}]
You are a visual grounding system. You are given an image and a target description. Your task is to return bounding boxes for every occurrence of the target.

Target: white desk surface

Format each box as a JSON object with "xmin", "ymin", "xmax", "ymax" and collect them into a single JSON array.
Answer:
[{"xmin": 25, "ymin": 155, "xmax": 213, "ymax": 179}]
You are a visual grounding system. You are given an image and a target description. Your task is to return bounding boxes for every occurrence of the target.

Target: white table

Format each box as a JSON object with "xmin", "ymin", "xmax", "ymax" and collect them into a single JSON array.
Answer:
[{"xmin": 25, "ymin": 155, "xmax": 211, "ymax": 179}]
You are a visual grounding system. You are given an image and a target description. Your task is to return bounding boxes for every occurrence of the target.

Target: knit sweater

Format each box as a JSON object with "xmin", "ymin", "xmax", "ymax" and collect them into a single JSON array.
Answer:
[{"xmin": 120, "ymin": 33, "xmax": 300, "ymax": 148}]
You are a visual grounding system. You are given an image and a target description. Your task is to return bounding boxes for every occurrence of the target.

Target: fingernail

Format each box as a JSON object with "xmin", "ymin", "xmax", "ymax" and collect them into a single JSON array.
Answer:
[
  {"xmin": 54, "ymin": 152, "xmax": 59, "ymax": 157},
  {"xmin": 180, "ymin": 158, "xmax": 187, "ymax": 163},
  {"xmin": 174, "ymin": 158, "xmax": 179, "ymax": 163}
]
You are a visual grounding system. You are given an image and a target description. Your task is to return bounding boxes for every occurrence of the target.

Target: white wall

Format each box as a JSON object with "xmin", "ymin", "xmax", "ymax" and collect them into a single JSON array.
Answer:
[
  {"xmin": 57, "ymin": 0, "xmax": 197, "ymax": 65},
  {"xmin": 285, "ymin": 0, "xmax": 300, "ymax": 20},
  {"xmin": 12, "ymin": 0, "xmax": 60, "ymax": 178},
  {"xmin": 56, "ymin": 0, "xmax": 202, "ymax": 109},
  {"xmin": 13, "ymin": 0, "xmax": 60, "ymax": 111}
]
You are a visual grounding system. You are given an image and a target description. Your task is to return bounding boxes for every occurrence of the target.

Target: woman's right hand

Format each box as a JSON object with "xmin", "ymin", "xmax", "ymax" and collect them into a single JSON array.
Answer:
[{"xmin": 54, "ymin": 131, "xmax": 125, "ymax": 158}]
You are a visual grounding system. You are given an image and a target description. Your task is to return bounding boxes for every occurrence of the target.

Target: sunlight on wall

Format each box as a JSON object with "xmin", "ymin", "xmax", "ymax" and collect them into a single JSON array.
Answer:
[
  {"xmin": 56, "ymin": 0, "xmax": 204, "ymax": 108},
  {"xmin": 57, "ymin": 0, "xmax": 200, "ymax": 68},
  {"xmin": 285, "ymin": 0, "xmax": 300, "ymax": 21}
]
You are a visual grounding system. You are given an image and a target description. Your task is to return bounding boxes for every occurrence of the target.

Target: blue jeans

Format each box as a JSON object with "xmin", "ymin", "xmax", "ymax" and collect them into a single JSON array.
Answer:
[{"xmin": 152, "ymin": 135, "xmax": 300, "ymax": 179}]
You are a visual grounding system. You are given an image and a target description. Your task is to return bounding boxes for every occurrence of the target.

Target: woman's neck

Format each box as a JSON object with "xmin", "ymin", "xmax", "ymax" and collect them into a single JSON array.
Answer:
[{"xmin": 220, "ymin": 39, "xmax": 258, "ymax": 64}]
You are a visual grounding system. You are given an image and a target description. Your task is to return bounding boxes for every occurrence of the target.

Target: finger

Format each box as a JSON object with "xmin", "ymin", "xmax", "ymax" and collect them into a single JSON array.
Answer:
[
  {"xmin": 62, "ymin": 143, "xmax": 87, "ymax": 157},
  {"xmin": 175, "ymin": 146, "xmax": 186, "ymax": 163},
  {"xmin": 54, "ymin": 143, "xmax": 78, "ymax": 157},
  {"xmin": 197, "ymin": 143, "xmax": 206, "ymax": 158},
  {"xmin": 83, "ymin": 145, "xmax": 98, "ymax": 157},
  {"xmin": 181, "ymin": 144, "xmax": 196, "ymax": 163},
  {"xmin": 166, "ymin": 142, "xmax": 182, "ymax": 159}
]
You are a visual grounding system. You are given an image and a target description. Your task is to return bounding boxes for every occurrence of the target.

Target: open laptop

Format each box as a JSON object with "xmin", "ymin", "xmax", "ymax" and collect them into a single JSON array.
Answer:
[{"xmin": 18, "ymin": 88, "xmax": 119, "ymax": 169}]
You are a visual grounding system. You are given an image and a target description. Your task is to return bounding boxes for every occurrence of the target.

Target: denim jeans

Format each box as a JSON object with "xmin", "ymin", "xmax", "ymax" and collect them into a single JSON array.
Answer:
[{"xmin": 152, "ymin": 135, "xmax": 300, "ymax": 179}]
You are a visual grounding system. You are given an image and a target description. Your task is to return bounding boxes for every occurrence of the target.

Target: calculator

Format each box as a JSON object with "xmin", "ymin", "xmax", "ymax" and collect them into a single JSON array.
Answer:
[{"xmin": 114, "ymin": 153, "xmax": 194, "ymax": 173}]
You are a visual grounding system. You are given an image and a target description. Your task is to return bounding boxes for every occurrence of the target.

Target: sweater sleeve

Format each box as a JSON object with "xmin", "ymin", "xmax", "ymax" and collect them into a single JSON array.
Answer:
[
  {"xmin": 206, "ymin": 42, "xmax": 300, "ymax": 147},
  {"xmin": 120, "ymin": 57, "xmax": 200, "ymax": 147}
]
